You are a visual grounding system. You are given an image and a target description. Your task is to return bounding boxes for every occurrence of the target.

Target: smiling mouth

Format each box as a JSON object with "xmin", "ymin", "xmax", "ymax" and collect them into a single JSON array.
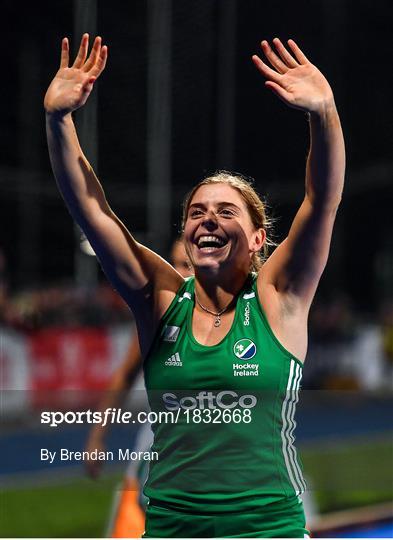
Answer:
[{"xmin": 196, "ymin": 235, "xmax": 228, "ymax": 252}]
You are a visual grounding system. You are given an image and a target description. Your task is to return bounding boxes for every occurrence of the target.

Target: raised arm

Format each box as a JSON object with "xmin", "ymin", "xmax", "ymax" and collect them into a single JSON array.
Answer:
[
  {"xmin": 44, "ymin": 35, "xmax": 182, "ymax": 349},
  {"xmin": 252, "ymin": 38, "xmax": 345, "ymax": 311}
]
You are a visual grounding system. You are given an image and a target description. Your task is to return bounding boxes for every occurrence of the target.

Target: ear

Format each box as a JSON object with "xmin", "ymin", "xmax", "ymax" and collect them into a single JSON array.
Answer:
[{"xmin": 250, "ymin": 228, "xmax": 266, "ymax": 253}]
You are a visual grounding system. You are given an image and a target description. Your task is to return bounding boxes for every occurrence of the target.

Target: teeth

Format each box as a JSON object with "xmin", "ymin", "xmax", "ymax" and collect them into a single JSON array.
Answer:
[{"xmin": 197, "ymin": 235, "xmax": 226, "ymax": 248}]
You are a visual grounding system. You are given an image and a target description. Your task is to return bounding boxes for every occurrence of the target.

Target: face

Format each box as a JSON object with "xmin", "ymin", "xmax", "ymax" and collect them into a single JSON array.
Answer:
[
  {"xmin": 183, "ymin": 184, "xmax": 265, "ymax": 275},
  {"xmin": 171, "ymin": 240, "xmax": 193, "ymax": 278}
]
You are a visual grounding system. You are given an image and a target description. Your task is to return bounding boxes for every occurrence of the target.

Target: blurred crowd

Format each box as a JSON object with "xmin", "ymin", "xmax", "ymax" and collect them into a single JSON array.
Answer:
[
  {"xmin": 1, "ymin": 249, "xmax": 392, "ymax": 391},
  {"xmin": 305, "ymin": 295, "xmax": 393, "ymax": 391},
  {"xmin": 0, "ymin": 250, "xmax": 131, "ymax": 330},
  {"xmin": 1, "ymin": 283, "xmax": 132, "ymax": 330}
]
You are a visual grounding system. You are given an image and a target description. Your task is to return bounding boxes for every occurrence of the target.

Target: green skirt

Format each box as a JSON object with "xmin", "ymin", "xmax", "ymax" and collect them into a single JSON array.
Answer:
[{"xmin": 143, "ymin": 496, "xmax": 309, "ymax": 538}]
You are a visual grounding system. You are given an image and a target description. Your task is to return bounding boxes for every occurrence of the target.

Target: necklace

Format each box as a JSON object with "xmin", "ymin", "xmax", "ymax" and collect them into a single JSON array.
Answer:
[{"xmin": 194, "ymin": 294, "xmax": 233, "ymax": 327}]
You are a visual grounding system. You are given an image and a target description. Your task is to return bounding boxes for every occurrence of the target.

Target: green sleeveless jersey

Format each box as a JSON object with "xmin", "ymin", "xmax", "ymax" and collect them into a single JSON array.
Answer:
[{"xmin": 143, "ymin": 274, "xmax": 306, "ymax": 513}]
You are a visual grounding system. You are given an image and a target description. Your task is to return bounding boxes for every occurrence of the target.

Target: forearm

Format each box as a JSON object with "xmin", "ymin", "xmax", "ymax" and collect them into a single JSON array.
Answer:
[
  {"xmin": 46, "ymin": 112, "xmax": 111, "ymax": 227},
  {"xmin": 88, "ymin": 384, "xmax": 131, "ymax": 443},
  {"xmin": 306, "ymin": 100, "xmax": 345, "ymax": 209},
  {"xmin": 89, "ymin": 340, "xmax": 142, "ymax": 442}
]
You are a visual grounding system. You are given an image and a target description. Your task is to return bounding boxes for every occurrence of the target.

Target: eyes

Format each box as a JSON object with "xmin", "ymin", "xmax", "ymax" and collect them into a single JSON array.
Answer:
[{"xmin": 189, "ymin": 207, "xmax": 236, "ymax": 219}]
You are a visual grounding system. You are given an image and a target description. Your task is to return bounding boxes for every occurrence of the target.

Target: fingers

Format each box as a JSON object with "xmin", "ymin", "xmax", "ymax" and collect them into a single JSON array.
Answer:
[
  {"xmin": 252, "ymin": 55, "xmax": 282, "ymax": 84},
  {"xmin": 260, "ymin": 40, "xmax": 289, "ymax": 73},
  {"xmin": 60, "ymin": 37, "xmax": 69, "ymax": 69},
  {"xmin": 68, "ymin": 34, "xmax": 108, "ymax": 80},
  {"xmin": 264, "ymin": 80, "xmax": 292, "ymax": 104},
  {"xmin": 73, "ymin": 33, "xmax": 89, "ymax": 69},
  {"xmin": 82, "ymin": 76, "xmax": 97, "ymax": 95},
  {"xmin": 90, "ymin": 45, "xmax": 108, "ymax": 78},
  {"xmin": 83, "ymin": 36, "xmax": 102, "ymax": 72},
  {"xmin": 255, "ymin": 38, "xmax": 309, "ymax": 73},
  {"xmin": 287, "ymin": 39, "xmax": 309, "ymax": 65},
  {"xmin": 271, "ymin": 38, "xmax": 298, "ymax": 68}
]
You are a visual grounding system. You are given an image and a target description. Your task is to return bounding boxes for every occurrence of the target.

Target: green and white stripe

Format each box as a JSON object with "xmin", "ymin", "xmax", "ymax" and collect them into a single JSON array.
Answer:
[{"xmin": 281, "ymin": 359, "xmax": 307, "ymax": 495}]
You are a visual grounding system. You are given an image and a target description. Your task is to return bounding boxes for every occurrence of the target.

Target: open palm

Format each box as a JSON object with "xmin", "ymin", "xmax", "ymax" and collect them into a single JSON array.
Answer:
[
  {"xmin": 44, "ymin": 34, "xmax": 108, "ymax": 116},
  {"xmin": 252, "ymin": 38, "xmax": 334, "ymax": 113}
]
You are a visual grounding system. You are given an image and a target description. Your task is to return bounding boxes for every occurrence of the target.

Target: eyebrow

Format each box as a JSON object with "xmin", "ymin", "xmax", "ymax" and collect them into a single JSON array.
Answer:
[{"xmin": 189, "ymin": 202, "xmax": 242, "ymax": 210}]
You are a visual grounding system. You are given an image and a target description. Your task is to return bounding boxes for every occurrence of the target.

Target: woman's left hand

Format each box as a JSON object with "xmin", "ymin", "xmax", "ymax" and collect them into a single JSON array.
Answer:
[{"xmin": 252, "ymin": 38, "xmax": 334, "ymax": 115}]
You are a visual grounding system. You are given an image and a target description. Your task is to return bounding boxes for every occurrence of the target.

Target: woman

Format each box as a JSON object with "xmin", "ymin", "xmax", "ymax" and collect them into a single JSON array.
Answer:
[{"xmin": 45, "ymin": 34, "xmax": 345, "ymax": 538}]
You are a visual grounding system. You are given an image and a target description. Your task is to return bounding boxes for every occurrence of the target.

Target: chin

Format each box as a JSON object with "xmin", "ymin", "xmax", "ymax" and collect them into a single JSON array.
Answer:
[
  {"xmin": 193, "ymin": 254, "xmax": 237, "ymax": 277},
  {"xmin": 193, "ymin": 258, "xmax": 222, "ymax": 274}
]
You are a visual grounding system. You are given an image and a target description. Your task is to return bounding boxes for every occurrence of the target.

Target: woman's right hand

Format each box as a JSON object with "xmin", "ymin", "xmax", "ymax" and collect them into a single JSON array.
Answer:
[{"xmin": 44, "ymin": 34, "xmax": 107, "ymax": 117}]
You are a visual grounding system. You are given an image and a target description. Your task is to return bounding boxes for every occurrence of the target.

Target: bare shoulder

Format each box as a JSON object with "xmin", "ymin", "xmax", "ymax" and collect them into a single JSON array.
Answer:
[
  {"xmin": 128, "ymin": 245, "xmax": 185, "ymax": 354},
  {"xmin": 256, "ymin": 266, "xmax": 308, "ymax": 363}
]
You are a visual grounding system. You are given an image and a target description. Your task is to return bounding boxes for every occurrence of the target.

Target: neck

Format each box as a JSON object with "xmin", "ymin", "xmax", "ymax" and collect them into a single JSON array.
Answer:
[{"xmin": 194, "ymin": 267, "xmax": 249, "ymax": 312}]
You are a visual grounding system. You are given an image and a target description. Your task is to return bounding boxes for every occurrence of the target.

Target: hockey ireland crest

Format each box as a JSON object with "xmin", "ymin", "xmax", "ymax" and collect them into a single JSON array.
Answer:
[{"xmin": 233, "ymin": 338, "xmax": 257, "ymax": 360}]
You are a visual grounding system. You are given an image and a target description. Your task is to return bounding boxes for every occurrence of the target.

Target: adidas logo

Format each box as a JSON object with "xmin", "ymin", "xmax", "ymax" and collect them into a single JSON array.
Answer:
[{"xmin": 165, "ymin": 352, "xmax": 183, "ymax": 367}]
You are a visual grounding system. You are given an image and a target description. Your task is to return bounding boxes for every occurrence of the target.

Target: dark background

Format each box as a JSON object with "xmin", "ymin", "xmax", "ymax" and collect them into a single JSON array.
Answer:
[
  {"xmin": 1, "ymin": 3, "xmax": 392, "ymax": 536},
  {"xmin": 1, "ymin": 0, "xmax": 392, "ymax": 312}
]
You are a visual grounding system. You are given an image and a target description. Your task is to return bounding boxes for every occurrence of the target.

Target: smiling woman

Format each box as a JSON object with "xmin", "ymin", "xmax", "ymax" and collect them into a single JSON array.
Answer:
[
  {"xmin": 182, "ymin": 171, "xmax": 276, "ymax": 271},
  {"xmin": 44, "ymin": 34, "xmax": 345, "ymax": 538}
]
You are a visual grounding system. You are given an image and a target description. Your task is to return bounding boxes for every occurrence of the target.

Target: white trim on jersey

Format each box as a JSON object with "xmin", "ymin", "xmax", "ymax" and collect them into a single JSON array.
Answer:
[{"xmin": 281, "ymin": 359, "xmax": 307, "ymax": 495}]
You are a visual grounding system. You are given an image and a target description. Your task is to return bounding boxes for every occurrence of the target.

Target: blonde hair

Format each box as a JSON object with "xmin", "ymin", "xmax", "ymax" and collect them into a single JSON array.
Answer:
[{"xmin": 182, "ymin": 171, "xmax": 275, "ymax": 271}]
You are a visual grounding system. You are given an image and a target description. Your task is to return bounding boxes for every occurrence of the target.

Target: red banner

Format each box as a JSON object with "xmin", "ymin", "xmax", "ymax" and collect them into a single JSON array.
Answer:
[{"xmin": 29, "ymin": 328, "xmax": 113, "ymax": 408}]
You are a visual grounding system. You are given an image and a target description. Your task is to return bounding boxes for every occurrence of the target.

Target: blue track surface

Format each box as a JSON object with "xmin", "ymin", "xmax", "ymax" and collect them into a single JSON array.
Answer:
[{"xmin": 328, "ymin": 519, "xmax": 393, "ymax": 537}]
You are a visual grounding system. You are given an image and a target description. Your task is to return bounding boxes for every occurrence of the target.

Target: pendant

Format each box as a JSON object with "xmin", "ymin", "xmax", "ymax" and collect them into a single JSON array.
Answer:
[{"xmin": 214, "ymin": 315, "xmax": 221, "ymax": 327}]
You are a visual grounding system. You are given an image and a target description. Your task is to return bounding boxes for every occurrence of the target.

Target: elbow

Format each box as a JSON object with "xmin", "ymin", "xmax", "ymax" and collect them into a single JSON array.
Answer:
[{"xmin": 306, "ymin": 190, "xmax": 343, "ymax": 214}]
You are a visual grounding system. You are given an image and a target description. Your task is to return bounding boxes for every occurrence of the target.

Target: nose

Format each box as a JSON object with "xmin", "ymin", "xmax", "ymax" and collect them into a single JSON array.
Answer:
[{"xmin": 202, "ymin": 211, "xmax": 218, "ymax": 231}]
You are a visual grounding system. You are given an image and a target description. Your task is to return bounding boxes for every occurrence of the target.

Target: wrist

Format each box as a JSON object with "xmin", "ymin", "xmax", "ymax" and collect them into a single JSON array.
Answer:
[
  {"xmin": 45, "ymin": 111, "xmax": 74, "ymax": 135},
  {"xmin": 309, "ymin": 97, "xmax": 337, "ymax": 121},
  {"xmin": 45, "ymin": 110, "xmax": 73, "ymax": 124}
]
